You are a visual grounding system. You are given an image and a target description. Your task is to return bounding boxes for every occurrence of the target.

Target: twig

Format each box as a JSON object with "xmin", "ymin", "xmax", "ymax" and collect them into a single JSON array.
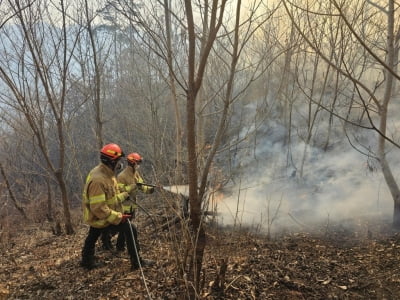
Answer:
[
  {"xmin": 225, "ymin": 275, "xmax": 246, "ymax": 291},
  {"xmin": 287, "ymin": 212, "xmax": 311, "ymax": 229}
]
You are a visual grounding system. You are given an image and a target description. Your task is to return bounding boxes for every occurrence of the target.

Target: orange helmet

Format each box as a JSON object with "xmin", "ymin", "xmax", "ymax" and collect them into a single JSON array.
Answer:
[
  {"xmin": 127, "ymin": 152, "xmax": 143, "ymax": 164},
  {"xmin": 100, "ymin": 143, "xmax": 124, "ymax": 160}
]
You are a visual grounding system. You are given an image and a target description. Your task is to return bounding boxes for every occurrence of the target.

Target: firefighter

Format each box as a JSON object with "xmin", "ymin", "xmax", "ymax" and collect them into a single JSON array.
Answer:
[
  {"xmin": 80, "ymin": 143, "xmax": 153, "ymax": 271},
  {"xmin": 100, "ymin": 152, "xmax": 155, "ymax": 251},
  {"xmin": 114, "ymin": 152, "xmax": 155, "ymax": 252}
]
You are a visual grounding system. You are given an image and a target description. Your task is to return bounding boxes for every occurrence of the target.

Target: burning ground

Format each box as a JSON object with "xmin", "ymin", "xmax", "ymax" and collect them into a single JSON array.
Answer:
[{"xmin": 1, "ymin": 213, "xmax": 400, "ymax": 300}]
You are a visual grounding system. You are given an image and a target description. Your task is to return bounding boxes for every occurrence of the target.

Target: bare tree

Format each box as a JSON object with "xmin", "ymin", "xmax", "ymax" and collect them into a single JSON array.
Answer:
[
  {"xmin": 164, "ymin": 0, "xmax": 184, "ymax": 183},
  {"xmin": 183, "ymin": 1, "xmax": 228, "ymax": 294},
  {"xmin": 0, "ymin": 162, "xmax": 27, "ymax": 219},
  {"xmin": 108, "ymin": 1, "xmax": 281, "ymax": 296},
  {"xmin": 0, "ymin": 0, "xmax": 84, "ymax": 234},
  {"xmin": 282, "ymin": 0, "xmax": 400, "ymax": 228},
  {"xmin": 83, "ymin": 0, "xmax": 104, "ymax": 149}
]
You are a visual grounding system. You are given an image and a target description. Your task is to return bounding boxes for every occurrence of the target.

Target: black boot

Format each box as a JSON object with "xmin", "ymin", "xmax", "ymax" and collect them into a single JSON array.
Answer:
[
  {"xmin": 80, "ymin": 255, "xmax": 103, "ymax": 270},
  {"xmin": 101, "ymin": 236, "xmax": 114, "ymax": 251},
  {"xmin": 130, "ymin": 255, "xmax": 140, "ymax": 271},
  {"xmin": 140, "ymin": 257, "xmax": 155, "ymax": 267},
  {"xmin": 116, "ymin": 246, "xmax": 125, "ymax": 253},
  {"xmin": 130, "ymin": 256, "xmax": 155, "ymax": 271},
  {"xmin": 116, "ymin": 233, "xmax": 126, "ymax": 252},
  {"xmin": 102, "ymin": 241, "xmax": 114, "ymax": 251}
]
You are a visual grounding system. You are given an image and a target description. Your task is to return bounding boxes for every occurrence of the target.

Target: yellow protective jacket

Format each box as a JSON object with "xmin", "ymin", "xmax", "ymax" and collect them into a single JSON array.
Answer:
[
  {"xmin": 117, "ymin": 165, "xmax": 153, "ymax": 213},
  {"xmin": 82, "ymin": 163, "xmax": 128, "ymax": 228}
]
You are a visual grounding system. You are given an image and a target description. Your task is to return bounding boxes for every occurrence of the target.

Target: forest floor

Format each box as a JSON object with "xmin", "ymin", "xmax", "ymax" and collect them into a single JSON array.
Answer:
[{"xmin": 1, "ymin": 214, "xmax": 400, "ymax": 300}]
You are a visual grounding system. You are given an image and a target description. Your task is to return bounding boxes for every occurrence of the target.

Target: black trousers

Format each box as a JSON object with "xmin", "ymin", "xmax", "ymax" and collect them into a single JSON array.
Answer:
[
  {"xmin": 82, "ymin": 222, "xmax": 140, "ymax": 262},
  {"xmin": 100, "ymin": 224, "xmax": 139, "ymax": 251}
]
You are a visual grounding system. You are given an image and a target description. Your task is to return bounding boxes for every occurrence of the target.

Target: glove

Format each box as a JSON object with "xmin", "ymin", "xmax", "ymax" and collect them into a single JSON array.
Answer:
[
  {"xmin": 121, "ymin": 213, "xmax": 132, "ymax": 223},
  {"xmin": 125, "ymin": 184, "xmax": 136, "ymax": 193}
]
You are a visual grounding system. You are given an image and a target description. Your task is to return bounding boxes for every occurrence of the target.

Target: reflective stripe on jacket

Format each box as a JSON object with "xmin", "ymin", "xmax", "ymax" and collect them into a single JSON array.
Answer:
[{"xmin": 82, "ymin": 163, "xmax": 125, "ymax": 228}]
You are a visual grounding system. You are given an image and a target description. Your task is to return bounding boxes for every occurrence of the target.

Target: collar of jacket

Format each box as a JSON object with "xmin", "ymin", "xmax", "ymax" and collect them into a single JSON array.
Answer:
[
  {"xmin": 125, "ymin": 165, "xmax": 135, "ymax": 175},
  {"xmin": 99, "ymin": 162, "xmax": 115, "ymax": 177}
]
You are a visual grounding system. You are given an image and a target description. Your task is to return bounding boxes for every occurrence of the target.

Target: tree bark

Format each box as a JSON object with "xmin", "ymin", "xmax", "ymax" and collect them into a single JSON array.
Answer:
[
  {"xmin": 0, "ymin": 162, "xmax": 27, "ymax": 219},
  {"xmin": 378, "ymin": 0, "xmax": 400, "ymax": 229}
]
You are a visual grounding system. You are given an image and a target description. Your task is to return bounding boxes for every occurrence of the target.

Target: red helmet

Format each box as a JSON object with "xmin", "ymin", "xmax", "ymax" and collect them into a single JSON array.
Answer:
[
  {"xmin": 127, "ymin": 152, "xmax": 143, "ymax": 164},
  {"xmin": 100, "ymin": 143, "xmax": 124, "ymax": 160}
]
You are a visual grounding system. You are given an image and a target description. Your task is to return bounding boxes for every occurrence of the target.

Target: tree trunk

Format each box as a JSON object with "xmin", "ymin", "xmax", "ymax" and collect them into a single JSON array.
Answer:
[
  {"xmin": 186, "ymin": 86, "xmax": 204, "ymax": 298},
  {"xmin": 379, "ymin": 0, "xmax": 400, "ymax": 229},
  {"xmin": 381, "ymin": 156, "xmax": 400, "ymax": 229},
  {"xmin": 0, "ymin": 162, "xmax": 27, "ymax": 219},
  {"xmin": 46, "ymin": 179, "xmax": 53, "ymax": 222},
  {"xmin": 394, "ymin": 199, "xmax": 400, "ymax": 229},
  {"xmin": 55, "ymin": 171, "xmax": 74, "ymax": 234},
  {"xmin": 85, "ymin": 0, "xmax": 103, "ymax": 149},
  {"xmin": 164, "ymin": 0, "xmax": 183, "ymax": 183}
]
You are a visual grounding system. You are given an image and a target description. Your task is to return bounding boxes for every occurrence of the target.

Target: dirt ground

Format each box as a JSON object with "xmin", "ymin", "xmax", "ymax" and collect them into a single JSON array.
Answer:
[{"xmin": 1, "ymin": 215, "xmax": 400, "ymax": 300}]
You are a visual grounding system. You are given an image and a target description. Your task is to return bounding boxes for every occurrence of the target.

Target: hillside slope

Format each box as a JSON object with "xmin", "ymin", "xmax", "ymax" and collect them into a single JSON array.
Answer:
[{"xmin": 1, "ymin": 216, "xmax": 400, "ymax": 299}]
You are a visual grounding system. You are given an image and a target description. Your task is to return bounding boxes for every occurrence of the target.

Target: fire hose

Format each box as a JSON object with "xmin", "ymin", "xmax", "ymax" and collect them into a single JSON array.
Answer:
[{"xmin": 127, "ymin": 218, "xmax": 152, "ymax": 299}]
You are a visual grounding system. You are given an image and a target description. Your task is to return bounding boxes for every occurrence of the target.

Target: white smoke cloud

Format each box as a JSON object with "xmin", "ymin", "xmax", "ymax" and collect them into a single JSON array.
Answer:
[{"xmin": 215, "ymin": 128, "xmax": 395, "ymax": 235}]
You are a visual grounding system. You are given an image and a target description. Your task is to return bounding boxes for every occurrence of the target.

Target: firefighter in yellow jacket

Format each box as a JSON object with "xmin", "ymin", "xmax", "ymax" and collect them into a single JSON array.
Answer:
[
  {"xmin": 80, "ymin": 143, "xmax": 153, "ymax": 271},
  {"xmin": 115, "ymin": 152, "xmax": 155, "ymax": 252}
]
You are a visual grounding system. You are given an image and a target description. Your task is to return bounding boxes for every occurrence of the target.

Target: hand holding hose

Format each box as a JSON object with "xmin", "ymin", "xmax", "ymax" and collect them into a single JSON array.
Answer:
[{"xmin": 121, "ymin": 213, "xmax": 133, "ymax": 223}]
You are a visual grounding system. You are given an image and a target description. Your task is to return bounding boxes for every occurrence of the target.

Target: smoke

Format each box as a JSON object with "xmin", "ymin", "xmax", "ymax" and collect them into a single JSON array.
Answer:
[
  {"xmin": 164, "ymin": 118, "xmax": 397, "ymax": 236},
  {"xmin": 213, "ymin": 120, "xmax": 395, "ymax": 235}
]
